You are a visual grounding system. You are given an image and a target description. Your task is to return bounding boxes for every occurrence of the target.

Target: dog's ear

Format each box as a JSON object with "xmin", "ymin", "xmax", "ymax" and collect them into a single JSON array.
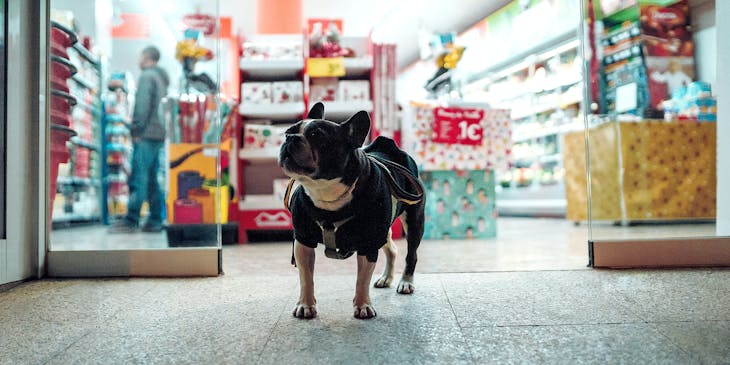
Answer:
[
  {"xmin": 341, "ymin": 110, "xmax": 371, "ymax": 148},
  {"xmin": 307, "ymin": 102, "xmax": 325, "ymax": 120}
]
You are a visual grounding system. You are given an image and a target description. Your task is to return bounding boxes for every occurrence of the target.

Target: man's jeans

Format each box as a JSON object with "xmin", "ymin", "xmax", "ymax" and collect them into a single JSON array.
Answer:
[{"xmin": 126, "ymin": 140, "xmax": 164, "ymax": 226}]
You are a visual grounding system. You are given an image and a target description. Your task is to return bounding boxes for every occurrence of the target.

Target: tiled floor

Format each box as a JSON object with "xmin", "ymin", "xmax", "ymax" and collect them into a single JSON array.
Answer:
[{"xmin": 3, "ymin": 218, "xmax": 728, "ymax": 364}]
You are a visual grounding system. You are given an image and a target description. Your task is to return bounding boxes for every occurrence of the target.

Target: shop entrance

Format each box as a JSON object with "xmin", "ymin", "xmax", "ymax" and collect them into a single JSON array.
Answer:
[
  {"xmin": 579, "ymin": 0, "xmax": 730, "ymax": 267},
  {"xmin": 45, "ymin": 0, "xmax": 229, "ymax": 276}
]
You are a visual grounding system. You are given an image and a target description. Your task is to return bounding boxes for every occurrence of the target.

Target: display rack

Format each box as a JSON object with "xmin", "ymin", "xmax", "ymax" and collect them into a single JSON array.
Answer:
[
  {"xmin": 101, "ymin": 74, "xmax": 133, "ymax": 225},
  {"xmin": 50, "ymin": 21, "xmax": 104, "ymax": 225},
  {"xmin": 462, "ymin": 39, "xmax": 582, "ymax": 216},
  {"xmin": 235, "ymin": 33, "xmax": 378, "ymax": 243}
]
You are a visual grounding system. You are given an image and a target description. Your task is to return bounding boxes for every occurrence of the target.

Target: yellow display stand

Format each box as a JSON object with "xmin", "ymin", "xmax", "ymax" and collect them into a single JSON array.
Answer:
[
  {"xmin": 167, "ymin": 141, "xmax": 231, "ymax": 223},
  {"xmin": 564, "ymin": 120, "xmax": 716, "ymax": 222}
]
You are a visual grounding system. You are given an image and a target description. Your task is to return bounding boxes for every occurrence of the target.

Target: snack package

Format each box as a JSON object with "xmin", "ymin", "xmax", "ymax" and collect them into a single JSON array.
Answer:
[{"xmin": 272, "ymin": 81, "xmax": 303, "ymax": 104}]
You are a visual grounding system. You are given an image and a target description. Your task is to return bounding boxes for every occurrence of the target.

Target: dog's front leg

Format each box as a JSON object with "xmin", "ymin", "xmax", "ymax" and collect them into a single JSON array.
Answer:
[
  {"xmin": 293, "ymin": 241, "xmax": 317, "ymax": 319},
  {"xmin": 353, "ymin": 255, "xmax": 377, "ymax": 319}
]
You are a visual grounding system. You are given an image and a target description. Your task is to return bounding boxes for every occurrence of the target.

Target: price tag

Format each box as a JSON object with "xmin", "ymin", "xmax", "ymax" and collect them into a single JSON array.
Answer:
[
  {"xmin": 307, "ymin": 57, "xmax": 346, "ymax": 78},
  {"xmin": 432, "ymin": 107, "xmax": 485, "ymax": 145}
]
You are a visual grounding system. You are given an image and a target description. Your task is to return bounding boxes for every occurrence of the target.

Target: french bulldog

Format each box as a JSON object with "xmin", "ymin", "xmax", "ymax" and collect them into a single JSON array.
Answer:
[{"xmin": 279, "ymin": 102, "xmax": 425, "ymax": 319}]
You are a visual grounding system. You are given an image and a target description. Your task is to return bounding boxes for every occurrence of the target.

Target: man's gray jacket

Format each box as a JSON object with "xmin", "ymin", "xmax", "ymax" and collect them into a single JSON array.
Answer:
[{"xmin": 132, "ymin": 65, "xmax": 169, "ymax": 141}]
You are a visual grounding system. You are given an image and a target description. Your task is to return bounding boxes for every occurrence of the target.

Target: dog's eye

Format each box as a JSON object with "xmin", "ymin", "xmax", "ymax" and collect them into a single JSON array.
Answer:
[{"xmin": 307, "ymin": 129, "xmax": 323, "ymax": 140}]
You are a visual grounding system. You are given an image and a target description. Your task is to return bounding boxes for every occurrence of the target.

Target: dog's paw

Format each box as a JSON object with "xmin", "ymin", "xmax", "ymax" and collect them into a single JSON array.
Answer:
[
  {"xmin": 397, "ymin": 278, "xmax": 415, "ymax": 294},
  {"xmin": 373, "ymin": 275, "xmax": 393, "ymax": 288},
  {"xmin": 292, "ymin": 303, "xmax": 318, "ymax": 319},
  {"xmin": 353, "ymin": 303, "xmax": 377, "ymax": 319}
]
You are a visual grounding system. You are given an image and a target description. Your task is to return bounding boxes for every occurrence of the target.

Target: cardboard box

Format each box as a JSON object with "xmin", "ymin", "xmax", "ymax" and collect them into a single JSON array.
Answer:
[
  {"xmin": 310, "ymin": 78, "xmax": 338, "ymax": 102},
  {"xmin": 337, "ymin": 80, "xmax": 370, "ymax": 101},
  {"xmin": 420, "ymin": 170, "xmax": 497, "ymax": 239},
  {"xmin": 241, "ymin": 82, "xmax": 272, "ymax": 104},
  {"xmin": 272, "ymin": 81, "xmax": 303, "ymax": 104}
]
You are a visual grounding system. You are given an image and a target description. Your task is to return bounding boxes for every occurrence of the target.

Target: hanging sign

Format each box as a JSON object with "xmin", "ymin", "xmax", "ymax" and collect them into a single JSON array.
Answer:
[
  {"xmin": 307, "ymin": 57, "xmax": 346, "ymax": 78},
  {"xmin": 432, "ymin": 107, "xmax": 485, "ymax": 145}
]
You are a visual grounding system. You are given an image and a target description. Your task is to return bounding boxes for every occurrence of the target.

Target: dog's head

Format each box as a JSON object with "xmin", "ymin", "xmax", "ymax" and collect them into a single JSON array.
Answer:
[{"xmin": 279, "ymin": 102, "xmax": 371, "ymax": 180}]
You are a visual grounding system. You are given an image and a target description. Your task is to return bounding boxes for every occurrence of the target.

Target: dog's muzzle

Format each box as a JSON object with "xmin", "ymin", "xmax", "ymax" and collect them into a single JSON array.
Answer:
[{"xmin": 280, "ymin": 134, "xmax": 316, "ymax": 174}]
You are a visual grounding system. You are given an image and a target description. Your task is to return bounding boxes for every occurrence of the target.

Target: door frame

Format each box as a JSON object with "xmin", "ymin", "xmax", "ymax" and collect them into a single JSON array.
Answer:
[{"xmin": 37, "ymin": 0, "xmax": 221, "ymax": 277}]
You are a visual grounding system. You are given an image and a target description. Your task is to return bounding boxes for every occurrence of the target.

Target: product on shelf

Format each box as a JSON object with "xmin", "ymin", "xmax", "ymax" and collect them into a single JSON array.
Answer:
[
  {"xmin": 241, "ymin": 82, "xmax": 272, "ymax": 104},
  {"xmin": 243, "ymin": 123, "xmax": 286, "ymax": 150},
  {"xmin": 337, "ymin": 80, "xmax": 370, "ymax": 101},
  {"xmin": 272, "ymin": 81, "xmax": 303, "ymax": 103},
  {"xmin": 242, "ymin": 42, "xmax": 302, "ymax": 60},
  {"xmin": 310, "ymin": 78, "xmax": 338, "ymax": 102}
]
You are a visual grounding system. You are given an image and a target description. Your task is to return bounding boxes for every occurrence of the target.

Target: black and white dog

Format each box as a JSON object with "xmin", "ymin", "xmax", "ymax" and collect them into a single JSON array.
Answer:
[{"xmin": 279, "ymin": 102, "xmax": 425, "ymax": 319}]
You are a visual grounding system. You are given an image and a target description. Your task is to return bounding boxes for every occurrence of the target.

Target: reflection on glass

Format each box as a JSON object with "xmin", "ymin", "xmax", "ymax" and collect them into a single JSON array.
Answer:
[
  {"xmin": 580, "ymin": 0, "xmax": 717, "ymax": 241},
  {"xmin": 49, "ymin": 0, "xmax": 224, "ymax": 250}
]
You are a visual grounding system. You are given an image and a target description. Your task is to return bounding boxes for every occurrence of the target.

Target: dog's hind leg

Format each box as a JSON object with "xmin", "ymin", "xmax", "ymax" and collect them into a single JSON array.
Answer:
[
  {"xmin": 293, "ymin": 241, "xmax": 317, "ymax": 319},
  {"xmin": 374, "ymin": 229, "xmax": 396, "ymax": 288},
  {"xmin": 397, "ymin": 203, "xmax": 425, "ymax": 294}
]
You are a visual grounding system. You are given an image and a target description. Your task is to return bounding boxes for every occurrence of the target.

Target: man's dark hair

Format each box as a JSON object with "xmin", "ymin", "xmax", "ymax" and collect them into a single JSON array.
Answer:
[{"xmin": 142, "ymin": 46, "xmax": 161, "ymax": 62}]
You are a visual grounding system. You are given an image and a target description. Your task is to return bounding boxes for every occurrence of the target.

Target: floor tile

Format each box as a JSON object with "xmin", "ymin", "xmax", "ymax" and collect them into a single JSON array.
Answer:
[
  {"xmin": 463, "ymin": 323, "xmax": 692, "ymax": 364},
  {"xmin": 654, "ymin": 321, "xmax": 730, "ymax": 364},
  {"xmin": 440, "ymin": 271, "xmax": 643, "ymax": 327},
  {"xmin": 257, "ymin": 275, "xmax": 474, "ymax": 365}
]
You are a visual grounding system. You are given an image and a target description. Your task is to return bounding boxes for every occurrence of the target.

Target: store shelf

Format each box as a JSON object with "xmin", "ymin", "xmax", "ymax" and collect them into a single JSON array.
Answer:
[
  {"xmin": 511, "ymin": 97, "xmax": 581, "ymax": 120},
  {"xmin": 56, "ymin": 177, "xmax": 101, "ymax": 186},
  {"xmin": 239, "ymin": 194, "xmax": 286, "ymax": 210},
  {"xmin": 513, "ymin": 121, "xmax": 584, "ymax": 143},
  {"xmin": 71, "ymin": 74, "xmax": 97, "ymax": 91},
  {"xmin": 71, "ymin": 43, "xmax": 100, "ymax": 66},
  {"xmin": 239, "ymin": 147, "xmax": 280, "ymax": 161},
  {"xmin": 239, "ymin": 102, "xmax": 304, "ymax": 120},
  {"xmin": 343, "ymin": 57, "xmax": 373, "ymax": 76},
  {"xmin": 239, "ymin": 58, "xmax": 304, "ymax": 78},
  {"xmin": 70, "ymin": 137, "xmax": 100, "ymax": 151},
  {"xmin": 322, "ymin": 100, "xmax": 374, "ymax": 120}
]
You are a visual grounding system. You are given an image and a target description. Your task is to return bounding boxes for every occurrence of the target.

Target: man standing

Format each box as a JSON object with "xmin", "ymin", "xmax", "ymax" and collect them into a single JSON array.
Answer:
[{"xmin": 111, "ymin": 46, "xmax": 170, "ymax": 233}]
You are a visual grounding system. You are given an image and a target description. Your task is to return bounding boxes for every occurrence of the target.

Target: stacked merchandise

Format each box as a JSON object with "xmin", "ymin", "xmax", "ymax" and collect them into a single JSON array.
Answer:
[
  {"xmin": 50, "ymin": 20, "xmax": 102, "ymax": 223},
  {"xmin": 48, "ymin": 21, "xmax": 78, "ymax": 220},
  {"xmin": 598, "ymin": 0, "xmax": 694, "ymax": 117},
  {"xmin": 371, "ymin": 44, "xmax": 398, "ymax": 142},
  {"xmin": 241, "ymin": 81, "xmax": 304, "ymax": 109},
  {"xmin": 663, "ymin": 81, "xmax": 717, "ymax": 122},
  {"xmin": 104, "ymin": 73, "xmax": 133, "ymax": 221},
  {"xmin": 403, "ymin": 103, "xmax": 512, "ymax": 239}
]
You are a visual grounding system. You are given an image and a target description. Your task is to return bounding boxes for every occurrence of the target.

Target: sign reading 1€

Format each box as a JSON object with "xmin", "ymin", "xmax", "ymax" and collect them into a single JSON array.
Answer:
[{"xmin": 432, "ymin": 107, "xmax": 485, "ymax": 145}]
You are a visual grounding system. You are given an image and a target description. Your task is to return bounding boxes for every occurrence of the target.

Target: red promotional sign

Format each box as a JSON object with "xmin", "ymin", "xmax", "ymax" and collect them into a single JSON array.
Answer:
[{"xmin": 432, "ymin": 107, "xmax": 484, "ymax": 145}]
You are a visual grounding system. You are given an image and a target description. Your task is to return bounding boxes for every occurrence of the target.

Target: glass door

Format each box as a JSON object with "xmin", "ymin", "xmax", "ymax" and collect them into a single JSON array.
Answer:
[
  {"xmin": 46, "ymin": 0, "xmax": 229, "ymax": 276},
  {"xmin": 578, "ymin": 0, "xmax": 729, "ymax": 267}
]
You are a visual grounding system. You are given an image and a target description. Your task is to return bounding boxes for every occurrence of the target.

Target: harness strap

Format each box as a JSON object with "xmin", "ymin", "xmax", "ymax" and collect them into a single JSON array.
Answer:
[{"xmin": 367, "ymin": 155, "xmax": 424, "ymax": 205}]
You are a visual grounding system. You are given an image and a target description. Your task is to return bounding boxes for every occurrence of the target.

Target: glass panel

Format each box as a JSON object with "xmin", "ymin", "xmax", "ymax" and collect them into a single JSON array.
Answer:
[
  {"xmin": 1, "ymin": 0, "xmax": 6, "ymax": 239},
  {"xmin": 582, "ymin": 0, "xmax": 721, "ymax": 241},
  {"xmin": 49, "ymin": 0, "xmax": 226, "ymax": 250}
]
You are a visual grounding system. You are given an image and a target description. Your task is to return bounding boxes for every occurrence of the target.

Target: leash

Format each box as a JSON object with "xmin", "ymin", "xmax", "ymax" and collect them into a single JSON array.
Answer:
[{"xmin": 284, "ymin": 153, "xmax": 424, "ymax": 264}]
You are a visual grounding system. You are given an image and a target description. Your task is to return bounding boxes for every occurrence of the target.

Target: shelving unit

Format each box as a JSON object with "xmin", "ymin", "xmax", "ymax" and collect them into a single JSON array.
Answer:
[
  {"xmin": 234, "ymin": 33, "xmax": 377, "ymax": 243},
  {"xmin": 50, "ymin": 21, "xmax": 104, "ymax": 225},
  {"xmin": 463, "ymin": 39, "xmax": 582, "ymax": 217}
]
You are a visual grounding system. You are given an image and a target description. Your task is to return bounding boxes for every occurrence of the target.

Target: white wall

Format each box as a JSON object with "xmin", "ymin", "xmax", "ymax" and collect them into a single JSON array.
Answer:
[
  {"xmin": 691, "ymin": 0, "xmax": 716, "ymax": 85},
  {"xmin": 716, "ymin": 0, "xmax": 729, "ymax": 235}
]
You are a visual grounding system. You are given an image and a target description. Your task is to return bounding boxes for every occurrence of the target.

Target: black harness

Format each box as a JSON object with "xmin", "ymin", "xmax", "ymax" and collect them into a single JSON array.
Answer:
[{"xmin": 285, "ymin": 154, "xmax": 424, "ymax": 264}]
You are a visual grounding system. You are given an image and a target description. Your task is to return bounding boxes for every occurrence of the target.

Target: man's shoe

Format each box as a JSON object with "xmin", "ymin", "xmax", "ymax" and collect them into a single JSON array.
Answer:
[
  {"xmin": 141, "ymin": 223, "xmax": 164, "ymax": 233},
  {"xmin": 109, "ymin": 221, "xmax": 138, "ymax": 234}
]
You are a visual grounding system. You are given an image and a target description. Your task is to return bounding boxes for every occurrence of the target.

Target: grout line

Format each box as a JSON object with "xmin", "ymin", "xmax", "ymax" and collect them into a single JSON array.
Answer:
[
  {"xmin": 255, "ymin": 288, "xmax": 296, "ymax": 362},
  {"xmin": 439, "ymin": 277, "xmax": 479, "ymax": 364},
  {"xmin": 41, "ymin": 329, "xmax": 93, "ymax": 365}
]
